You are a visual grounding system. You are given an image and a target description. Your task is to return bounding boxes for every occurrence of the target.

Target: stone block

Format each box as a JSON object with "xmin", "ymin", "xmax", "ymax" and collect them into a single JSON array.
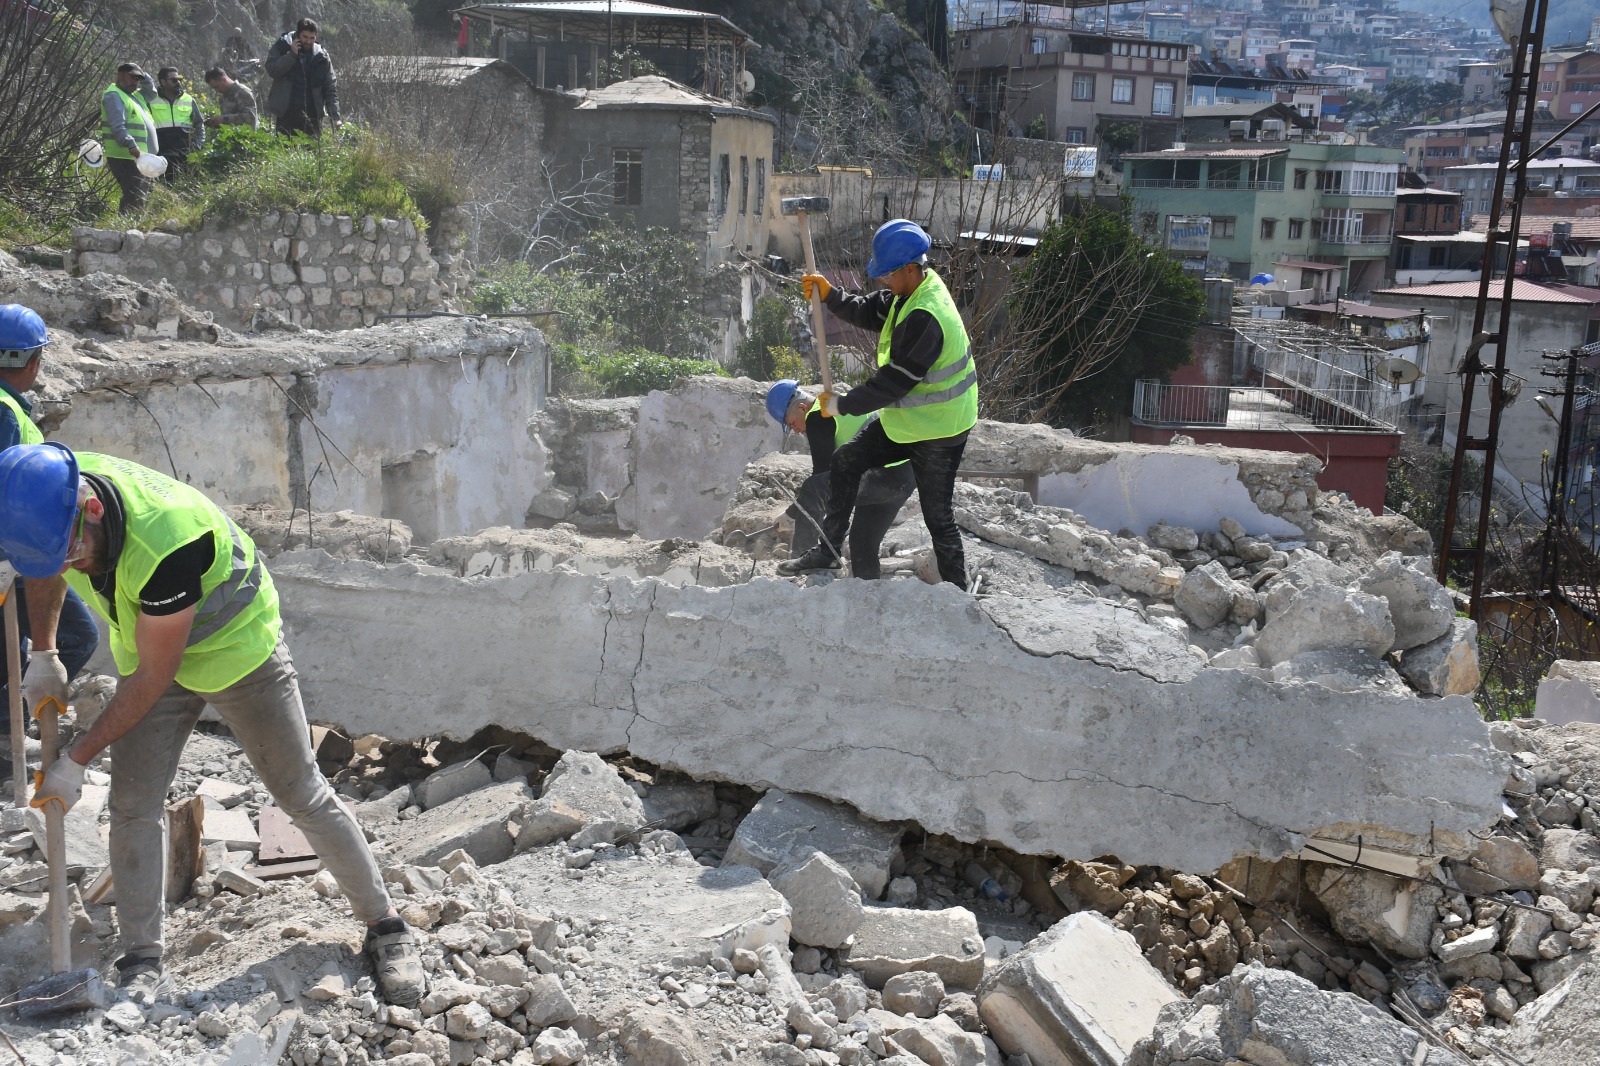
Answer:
[
  {"xmin": 283, "ymin": 286, "xmax": 305, "ymax": 305},
  {"xmin": 268, "ymin": 262, "xmax": 297, "ymax": 285},
  {"xmin": 979, "ymin": 912, "xmax": 1179, "ymax": 1066},
  {"xmin": 725, "ymin": 790, "xmax": 903, "ymax": 898},
  {"xmin": 639, "ymin": 780, "xmax": 717, "ymax": 831},
  {"xmin": 1175, "ymin": 561, "xmax": 1246, "ymax": 630},
  {"xmin": 311, "ymin": 287, "xmax": 333, "ymax": 307},
  {"xmin": 515, "ymin": 799, "xmax": 586, "ymax": 851},
  {"xmin": 201, "ymin": 239, "xmax": 224, "ymax": 258},
  {"xmin": 338, "ymin": 216, "xmax": 355, "ymax": 237},
  {"xmin": 1471, "ymin": 836, "xmax": 1540, "ymax": 891},
  {"xmin": 840, "ymin": 905, "xmax": 984, "ymax": 990},
  {"xmin": 414, "ymin": 758, "xmax": 493, "ymax": 811},
  {"xmin": 1128, "ymin": 963, "xmax": 1459, "ymax": 1066},
  {"xmin": 408, "ymin": 264, "xmax": 433, "ymax": 283},
  {"xmin": 380, "ymin": 265, "xmax": 406, "ymax": 286},
  {"xmin": 1436, "ymin": 924, "xmax": 1498, "ymax": 963},
  {"xmin": 300, "ymin": 266, "xmax": 328, "ymax": 285},
  {"xmin": 522, "ymin": 974, "xmax": 578, "ymax": 1027},
  {"xmin": 389, "ymin": 780, "xmax": 533, "ymax": 868},
  {"xmin": 364, "ymin": 288, "xmax": 394, "ymax": 309},
  {"xmin": 1308, "ymin": 863, "xmax": 1439, "ymax": 959},
  {"xmin": 1360, "ymin": 551, "xmax": 1454, "ymax": 651},
  {"xmin": 76, "ymin": 252, "xmax": 124, "ymax": 275},
  {"xmin": 1254, "ymin": 584, "xmax": 1394, "ymax": 667},
  {"xmin": 769, "ymin": 850, "xmax": 863, "ymax": 949},
  {"xmin": 1539, "ymin": 868, "xmax": 1595, "ymax": 914},
  {"xmin": 883, "ymin": 971, "xmax": 945, "ymax": 1018},
  {"xmin": 1398, "ymin": 617, "xmax": 1480, "ymax": 697},
  {"xmin": 1147, "ymin": 522, "xmax": 1199, "ymax": 551},
  {"xmin": 872, "ymin": 1011, "xmax": 994, "ymax": 1066},
  {"xmin": 1504, "ymin": 906, "xmax": 1553, "ymax": 960},
  {"xmin": 218, "ymin": 287, "xmax": 236, "ymax": 309},
  {"xmin": 338, "ymin": 288, "xmax": 364, "ymax": 307},
  {"xmin": 1543, "ymin": 828, "xmax": 1600, "ymax": 873},
  {"xmin": 201, "ymin": 807, "xmax": 259, "ymax": 853},
  {"xmin": 333, "ymin": 265, "xmax": 353, "ymax": 284},
  {"xmin": 145, "ymin": 232, "xmax": 182, "ymax": 254},
  {"xmin": 539, "ymin": 750, "xmax": 646, "ymax": 844}
]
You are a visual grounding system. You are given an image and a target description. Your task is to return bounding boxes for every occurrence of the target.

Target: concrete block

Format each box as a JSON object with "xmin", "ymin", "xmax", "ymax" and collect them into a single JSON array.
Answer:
[
  {"xmin": 640, "ymin": 781, "xmax": 717, "ymax": 831},
  {"xmin": 1398, "ymin": 617, "xmax": 1481, "ymax": 697},
  {"xmin": 1502, "ymin": 957, "xmax": 1600, "ymax": 1066},
  {"xmin": 841, "ymin": 905, "xmax": 985, "ymax": 990},
  {"xmin": 201, "ymin": 807, "xmax": 259, "ymax": 853},
  {"xmin": 270, "ymin": 556, "xmax": 1507, "ymax": 873},
  {"xmin": 978, "ymin": 912, "xmax": 1179, "ymax": 1066},
  {"xmin": 414, "ymin": 758, "xmax": 493, "ymax": 811},
  {"xmin": 883, "ymin": 971, "xmax": 945, "ymax": 1018},
  {"xmin": 522, "ymin": 974, "xmax": 578, "ymax": 1027},
  {"xmin": 769, "ymin": 850, "xmax": 863, "ymax": 949},
  {"xmin": 1307, "ymin": 863, "xmax": 1441, "ymax": 959},
  {"xmin": 196, "ymin": 778, "xmax": 253, "ymax": 808},
  {"xmin": 1543, "ymin": 828, "xmax": 1600, "ymax": 873},
  {"xmin": 216, "ymin": 865, "xmax": 267, "ymax": 896},
  {"xmin": 871, "ymin": 1010, "xmax": 995, "ymax": 1066},
  {"xmin": 1127, "ymin": 963, "xmax": 1458, "ymax": 1066},
  {"xmin": 1255, "ymin": 584, "xmax": 1394, "ymax": 667},
  {"xmin": 1176, "ymin": 561, "xmax": 1246, "ymax": 630},
  {"xmin": 1358, "ymin": 551, "xmax": 1454, "ymax": 651},
  {"xmin": 725, "ymin": 790, "xmax": 902, "ymax": 899},
  {"xmin": 388, "ymin": 780, "xmax": 532, "ymax": 868},
  {"xmin": 1536, "ymin": 660, "xmax": 1600, "ymax": 726},
  {"xmin": 493, "ymin": 752, "xmax": 536, "ymax": 783}
]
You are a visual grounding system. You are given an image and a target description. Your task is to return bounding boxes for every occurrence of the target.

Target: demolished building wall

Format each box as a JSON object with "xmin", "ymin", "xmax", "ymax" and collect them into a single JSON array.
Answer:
[{"xmin": 268, "ymin": 553, "xmax": 1506, "ymax": 873}]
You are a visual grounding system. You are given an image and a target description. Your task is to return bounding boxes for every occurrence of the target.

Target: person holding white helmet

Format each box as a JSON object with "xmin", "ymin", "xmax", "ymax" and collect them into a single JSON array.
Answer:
[
  {"xmin": 782, "ymin": 219, "xmax": 980, "ymax": 588},
  {"xmin": 764, "ymin": 379, "xmax": 914, "ymax": 579},
  {"xmin": 0, "ymin": 306, "xmax": 99, "ymax": 780},
  {"xmin": 0, "ymin": 443, "xmax": 424, "ymax": 1008},
  {"xmin": 98, "ymin": 62, "xmax": 160, "ymax": 214}
]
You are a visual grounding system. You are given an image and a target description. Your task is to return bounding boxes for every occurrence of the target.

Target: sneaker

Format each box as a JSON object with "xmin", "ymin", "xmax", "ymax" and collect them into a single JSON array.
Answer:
[
  {"xmin": 115, "ymin": 955, "xmax": 174, "ymax": 1007},
  {"xmin": 364, "ymin": 917, "xmax": 424, "ymax": 1006},
  {"xmin": 776, "ymin": 547, "xmax": 842, "ymax": 576}
]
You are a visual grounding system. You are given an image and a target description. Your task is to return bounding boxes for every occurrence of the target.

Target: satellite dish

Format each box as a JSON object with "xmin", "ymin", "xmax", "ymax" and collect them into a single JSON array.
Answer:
[
  {"xmin": 739, "ymin": 70, "xmax": 755, "ymax": 94},
  {"xmin": 1375, "ymin": 357, "xmax": 1421, "ymax": 387}
]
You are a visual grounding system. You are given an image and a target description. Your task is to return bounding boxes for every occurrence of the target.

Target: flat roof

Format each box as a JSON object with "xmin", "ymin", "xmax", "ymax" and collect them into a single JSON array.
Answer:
[
  {"xmin": 572, "ymin": 74, "xmax": 770, "ymax": 119},
  {"xmin": 1372, "ymin": 279, "xmax": 1600, "ymax": 304},
  {"xmin": 1126, "ymin": 146, "xmax": 1288, "ymax": 160},
  {"xmin": 451, "ymin": 2, "xmax": 753, "ymax": 48},
  {"xmin": 344, "ymin": 56, "xmax": 534, "ymax": 89},
  {"xmin": 1298, "ymin": 301, "xmax": 1422, "ymax": 319},
  {"xmin": 1445, "ymin": 158, "xmax": 1600, "ymax": 172}
]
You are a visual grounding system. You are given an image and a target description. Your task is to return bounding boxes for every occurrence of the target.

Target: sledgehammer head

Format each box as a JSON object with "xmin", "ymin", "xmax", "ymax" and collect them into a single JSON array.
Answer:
[
  {"xmin": 13, "ymin": 968, "xmax": 107, "ymax": 1018},
  {"xmin": 780, "ymin": 196, "xmax": 831, "ymax": 216}
]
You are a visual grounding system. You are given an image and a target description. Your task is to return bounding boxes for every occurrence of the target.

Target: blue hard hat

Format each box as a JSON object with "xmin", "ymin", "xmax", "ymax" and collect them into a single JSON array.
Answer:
[
  {"xmin": 866, "ymin": 219, "xmax": 931, "ymax": 279},
  {"xmin": 0, "ymin": 304, "xmax": 48, "ymax": 367},
  {"xmin": 0, "ymin": 442, "xmax": 81, "ymax": 579},
  {"xmin": 766, "ymin": 379, "xmax": 799, "ymax": 424}
]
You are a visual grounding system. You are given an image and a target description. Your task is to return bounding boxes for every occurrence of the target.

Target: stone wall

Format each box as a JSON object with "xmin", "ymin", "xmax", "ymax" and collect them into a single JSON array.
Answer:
[{"xmin": 65, "ymin": 209, "xmax": 472, "ymax": 332}]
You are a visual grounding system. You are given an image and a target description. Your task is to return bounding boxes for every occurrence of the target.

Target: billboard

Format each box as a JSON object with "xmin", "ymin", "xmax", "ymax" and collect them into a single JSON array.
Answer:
[
  {"xmin": 1165, "ymin": 216, "xmax": 1212, "ymax": 255},
  {"xmin": 1064, "ymin": 146, "xmax": 1098, "ymax": 178}
]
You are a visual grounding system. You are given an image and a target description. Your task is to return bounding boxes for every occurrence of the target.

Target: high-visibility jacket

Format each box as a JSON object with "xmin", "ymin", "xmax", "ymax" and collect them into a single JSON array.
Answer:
[
  {"xmin": 0, "ymin": 390, "xmax": 43, "ymax": 446},
  {"xmin": 147, "ymin": 91, "xmax": 200, "ymax": 152},
  {"xmin": 66, "ymin": 453, "xmax": 280, "ymax": 692},
  {"xmin": 875, "ymin": 270, "xmax": 979, "ymax": 443},
  {"xmin": 810, "ymin": 400, "xmax": 906, "ymax": 467},
  {"xmin": 98, "ymin": 84, "xmax": 157, "ymax": 160}
]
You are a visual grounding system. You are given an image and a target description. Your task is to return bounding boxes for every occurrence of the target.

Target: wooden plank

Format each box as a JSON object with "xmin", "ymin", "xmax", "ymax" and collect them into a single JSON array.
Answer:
[
  {"xmin": 243, "ymin": 857, "xmax": 322, "ymax": 881},
  {"xmin": 165, "ymin": 796, "xmax": 206, "ymax": 904}
]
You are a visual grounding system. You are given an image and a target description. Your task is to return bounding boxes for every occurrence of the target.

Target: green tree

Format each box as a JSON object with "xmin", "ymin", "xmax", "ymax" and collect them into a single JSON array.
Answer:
[
  {"xmin": 567, "ymin": 223, "xmax": 721, "ymax": 360},
  {"xmin": 733, "ymin": 294, "xmax": 807, "ymax": 380},
  {"xmin": 996, "ymin": 203, "xmax": 1203, "ymax": 430}
]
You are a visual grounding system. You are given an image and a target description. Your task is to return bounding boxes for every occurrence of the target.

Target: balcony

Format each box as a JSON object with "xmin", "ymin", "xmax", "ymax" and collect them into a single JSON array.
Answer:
[
  {"xmin": 1204, "ymin": 179, "xmax": 1285, "ymax": 190},
  {"xmin": 1319, "ymin": 233, "xmax": 1394, "ymax": 245},
  {"xmin": 1129, "ymin": 178, "xmax": 1202, "ymax": 188},
  {"xmin": 1131, "ymin": 382, "xmax": 1396, "ymax": 432}
]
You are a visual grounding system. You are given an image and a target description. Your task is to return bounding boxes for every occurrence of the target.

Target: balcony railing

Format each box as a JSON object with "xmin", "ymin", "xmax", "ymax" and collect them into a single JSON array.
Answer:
[
  {"xmin": 1319, "ymin": 233, "xmax": 1394, "ymax": 245},
  {"xmin": 1204, "ymin": 179, "xmax": 1286, "ymax": 190},
  {"xmin": 1129, "ymin": 178, "xmax": 1201, "ymax": 188},
  {"xmin": 1131, "ymin": 381, "xmax": 1396, "ymax": 432}
]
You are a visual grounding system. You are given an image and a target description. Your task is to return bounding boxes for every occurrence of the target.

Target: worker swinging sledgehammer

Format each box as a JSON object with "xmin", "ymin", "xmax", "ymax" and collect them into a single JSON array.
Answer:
[
  {"xmin": 777, "ymin": 219, "xmax": 980, "ymax": 590},
  {"xmin": 0, "ymin": 443, "xmax": 427, "ymax": 1008}
]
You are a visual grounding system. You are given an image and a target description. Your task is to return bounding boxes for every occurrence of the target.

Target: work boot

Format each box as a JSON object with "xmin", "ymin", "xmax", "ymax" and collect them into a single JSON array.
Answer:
[
  {"xmin": 364, "ymin": 916, "xmax": 425, "ymax": 1006},
  {"xmin": 115, "ymin": 954, "xmax": 174, "ymax": 1007},
  {"xmin": 776, "ymin": 547, "xmax": 842, "ymax": 576}
]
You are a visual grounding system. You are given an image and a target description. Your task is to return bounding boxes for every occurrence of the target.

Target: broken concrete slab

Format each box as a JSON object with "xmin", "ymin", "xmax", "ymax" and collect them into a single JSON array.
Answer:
[
  {"xmin": 871, "ymin": 1010, "xmax": 998, "ymax": 1066},
  {"xmin": 535, "ymin": 751, "xmax": 646, "ymax": 846},
  {"xmin": 768, "ymin": 850, "xmax": 863, "ymax": 950},
  {"xmin": 979, "ymin": 594, "xmax": 1202, "ymax": 684},
  {"xmin": 1501, "ymin": 961, "xmax": 1600, "ymax": 1066},
  {"xmin": 1306, "ymin": 863, "xmax": 1441, "ymax": 959},
  {"xmin": 725, "ymin": 790, "xmax": 903, "ymax": 899},
  {"xmin": 1271, "ymin": 648, "xmax": 1409, "ymax": 694},
  {"xmin": 977, "ymin": 912, "xmax": 1180, "ymax": 1066},
  {"xmin": 1397, "ymin": 617, "xmax": 1481, "ymax": 698},
  {"xmin": 1357, "ymin": 551, "xmax": 1454, "ymax": 651},
  {"xmin": 386, "ymin": 780, "xmax": 532, "ymax": 868},
  {"xmin": 1536, "ymin": 661, "xmax": 1600, "ymax": 726},
  {"xmin": 412, "ymin": 758, "xmax": 492, "ymax": 811},
  {"xmin": 195, "ymin": 778, "xmax": 253, "ymax": 808},
  {"xmin": 1253, "ymin": 584, "xmax": 1395, "ymax": 667},
  {"xmin": 840, "ymin": 905, "xmax": 985, "ymax": 990},
  {"xmin": 1175, "ymin": 561, "xmax": 1252, "ymax": 631},
  {"xmin": 200, "ymin": 806, "xmax": 259, "ymax": 853},
  {"xmin": 1542, "ymin": 828, "xmax": 1600, "ymax": 873},
  {"xmin": 1126, "ymin": 963, "xmax": 1459, "ymax": 1066},
  {"xmin": 272, "ymin": 554, "xmax": 1507, "ymax": 871}
]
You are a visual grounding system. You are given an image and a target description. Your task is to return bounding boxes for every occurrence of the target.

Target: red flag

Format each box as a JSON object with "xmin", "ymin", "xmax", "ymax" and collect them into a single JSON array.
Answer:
[{"xmin": 457, "ymin": 16, "xmax": 470, "ymax": 54}]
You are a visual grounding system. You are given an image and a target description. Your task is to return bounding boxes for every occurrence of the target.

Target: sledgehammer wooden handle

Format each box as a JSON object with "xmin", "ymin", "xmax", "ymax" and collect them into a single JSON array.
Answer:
[
  {"xmin": 4, "ymin": 572, "xmax": 25, "ymax": 810},
  {"xmin": 797, "ymin": 212, "xmax": 833, "ymax": 395},
  {"xmin": 38, "ymin": 696, "xmax": 72, "ymax": 974}
]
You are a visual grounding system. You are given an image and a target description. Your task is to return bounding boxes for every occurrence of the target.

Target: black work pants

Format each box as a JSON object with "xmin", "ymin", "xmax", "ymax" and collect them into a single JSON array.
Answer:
[
  {"xmin": 821, "ymin": 418, "xmax": 970, "ymax": 588},
  {"xmin": 791, "ymin": 464, "xmax": 915, "ymax": 580},
  {"xmin": 106, "ymin": 157, "xmax": 150, "ymax": 214},
  {"xmin": 276, "ymin": 109, "xmax": 321, "ymax": 138}
]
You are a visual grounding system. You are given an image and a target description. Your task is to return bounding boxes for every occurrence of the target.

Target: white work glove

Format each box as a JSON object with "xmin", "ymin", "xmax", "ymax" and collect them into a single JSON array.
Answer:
[
  {"xmin": 31, "ymin": 755, "xmax": 86, "ymax": 816},
  {"xmin": 23, "ymin": 648, "xmax": 69, "ymax": 719}
]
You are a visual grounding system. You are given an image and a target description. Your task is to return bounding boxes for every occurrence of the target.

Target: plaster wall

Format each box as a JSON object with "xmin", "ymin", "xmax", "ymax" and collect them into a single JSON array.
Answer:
[{"xmin": 271, "ymin": 553, "xmax": 1507, "ymax": 873}]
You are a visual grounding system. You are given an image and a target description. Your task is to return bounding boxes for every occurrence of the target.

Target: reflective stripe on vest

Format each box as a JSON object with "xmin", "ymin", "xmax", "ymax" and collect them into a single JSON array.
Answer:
[
  {"xmin": 99, "ymin": 85, "xmax": 156, "ymax": 160},
  {"xmin": 147, "ymin": 93, "xmax": 198, "ymax": 129},
  {"xmin": 64, "ymin": 453, "xmax": 280, "ymax": 692},
  {"xmin": 0, "ymin": 390, "xmax": 43, "ymax": 445},
  {"xmin": 874, "ymin": 269, "xmax": 979, "ymax": 443}
]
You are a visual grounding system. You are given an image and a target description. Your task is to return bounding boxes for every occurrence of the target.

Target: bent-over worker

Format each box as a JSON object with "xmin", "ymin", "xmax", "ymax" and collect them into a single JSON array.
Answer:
[
  {"xmin": 779, "ymin": 219, "xmax": 979, "ymax": 588},
  {"xmin": 765, "ymin": 378, "xmax": 914, "ymax": 579},
  {"xmin": 2, "ymin": 444, "xmax": 424, "ymax": 1008}
]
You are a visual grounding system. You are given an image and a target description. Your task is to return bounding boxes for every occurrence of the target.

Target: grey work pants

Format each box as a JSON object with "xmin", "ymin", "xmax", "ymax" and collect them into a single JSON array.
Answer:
[{"xmin": 108, "ymin": 639, "xmax": 389, "ymax": 962}]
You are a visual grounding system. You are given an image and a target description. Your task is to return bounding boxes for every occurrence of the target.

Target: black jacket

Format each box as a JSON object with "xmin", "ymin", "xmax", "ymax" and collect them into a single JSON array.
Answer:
[{"xmin": 264, "ymin": 33, "xmax": 339, "ymax": 122}]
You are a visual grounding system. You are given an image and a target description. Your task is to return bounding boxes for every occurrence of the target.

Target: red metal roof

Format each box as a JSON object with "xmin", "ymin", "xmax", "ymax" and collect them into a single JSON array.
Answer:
[{"xmin": 1372, "ymin": 279, "xmax": 1600, "ymax": 303}]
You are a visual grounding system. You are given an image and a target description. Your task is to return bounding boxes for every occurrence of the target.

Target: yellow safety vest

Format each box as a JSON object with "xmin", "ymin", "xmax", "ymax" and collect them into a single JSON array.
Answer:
[
  {"xmin": 809, "ymin": 400, "xmax": 906, "ymax": 467},
  {"xmin": 875, "ymin": 269, "xmax": 979, "ymax": 443},
  {"xmin": 65, "ymin": 453, "xmax": 280, "ymax": 692},
  {"xmin": 147, "ymin": 92, "xmax": 198, "ymax": 131},
  {"xmin": 98, "ymin": 84, "xmax": 157, "ymax": 160},
  {"xmin": 0, "ymin": 390, "xmax": 43, "ymax": 446}
]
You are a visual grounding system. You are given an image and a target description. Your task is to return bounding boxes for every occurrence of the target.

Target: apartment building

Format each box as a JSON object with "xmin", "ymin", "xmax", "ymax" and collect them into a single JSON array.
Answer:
[
  {"xmin": 952, "ymin": 14, "xmax": 1188, "ymax": 151},
  {"xmin": 1543, "ymin": 48, "xmax": 1600, "ymax": 120},
  {"xmin": 1124, "ymin": 138, "xmax": 1404, "ymax": 291},
  {"xmin": 1458, "ymin": 61, "xmax": 1503, "ymax": 108}
]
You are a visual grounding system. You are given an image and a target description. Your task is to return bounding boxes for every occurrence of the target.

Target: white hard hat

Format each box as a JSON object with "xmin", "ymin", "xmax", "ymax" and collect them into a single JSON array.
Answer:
[
  {"xmin": 77, "ymin": 140, "xmax": 104, "ymax": 169},
  {"xmin": 135, "ymin": 153, "xmax": 168, "ymax": 178}
]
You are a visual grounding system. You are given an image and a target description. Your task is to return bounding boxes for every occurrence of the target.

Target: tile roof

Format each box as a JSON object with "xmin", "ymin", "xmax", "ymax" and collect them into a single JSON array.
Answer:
[{"xmin": 1465, "ymin": 216, "xmax": 1600, "ymax": 240}]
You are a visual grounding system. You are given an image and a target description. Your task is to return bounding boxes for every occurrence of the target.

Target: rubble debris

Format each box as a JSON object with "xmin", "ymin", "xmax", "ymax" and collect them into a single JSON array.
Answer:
[
  {"xmin": 1126, "ymin": 962, "xmax": 1461, "ymax": 1065},
  {"xmin": 840, "ymin": 905, "xmax": 986, "ymax": 989},
  {"xmin": 725, "ymin": 790, "xmax": 904, "ymax": 899},
  {"xmin": 979, "ymin": 911, "xmax": 1180, "ymax": 1066},
  {"xmin": 1535, "ymin": 660, "xmax": 1600, "ymax": 726},
  {"xmin": 769, "ymin": 850, "xmax": 865, "ymax": 949},
  {"xmin": 228, "ymin": 506, "xmax": 414, "ymax": 564},
  {"xmin": 388, "ymin": 779, "xmax": 533, "ymax": 867}
]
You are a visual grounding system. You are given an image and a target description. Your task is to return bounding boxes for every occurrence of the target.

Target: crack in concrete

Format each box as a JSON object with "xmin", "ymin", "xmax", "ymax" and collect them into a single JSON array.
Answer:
[
  {"xmin": 621, "ymin": 582, "xmax": 660, "ymax": 750},
  {"xmin": 982, "ymin": 607, "xmax": 1193, "ymax": 684},
  {"xmin": 978, "ymin": 766, "xmax": 1284, "ymax": 838}
]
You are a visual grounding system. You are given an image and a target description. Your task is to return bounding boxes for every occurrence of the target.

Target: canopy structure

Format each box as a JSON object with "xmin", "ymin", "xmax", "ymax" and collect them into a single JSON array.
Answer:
[{"xmin": 452, "ymin": 2, "xmax": 754, "ymax": 99}]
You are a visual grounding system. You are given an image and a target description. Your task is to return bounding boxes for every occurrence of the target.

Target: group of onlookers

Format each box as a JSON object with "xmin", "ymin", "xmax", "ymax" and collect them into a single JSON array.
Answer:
[{"xmin": 99, "ymin": 17, "xmax": 341, "ymax": 214}]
